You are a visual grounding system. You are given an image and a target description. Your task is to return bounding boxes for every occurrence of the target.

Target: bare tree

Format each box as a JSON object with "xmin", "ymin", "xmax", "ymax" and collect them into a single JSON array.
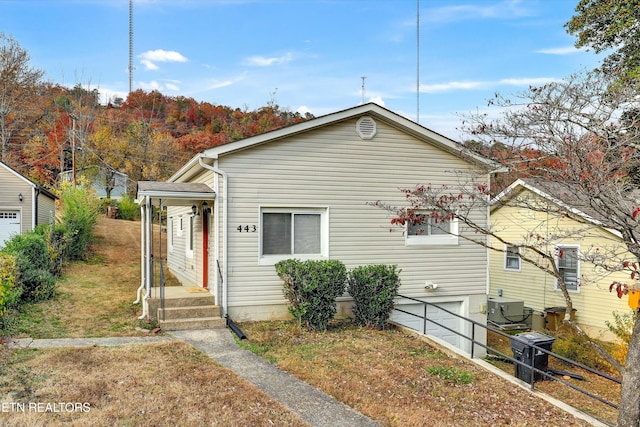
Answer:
[
  {"xmin": 377, "ymin": 70, "xmax": 640, "ymax": 426},
  {"xmin": 0, "ymin": 33, "xmax": 44, "ymax": 162}
]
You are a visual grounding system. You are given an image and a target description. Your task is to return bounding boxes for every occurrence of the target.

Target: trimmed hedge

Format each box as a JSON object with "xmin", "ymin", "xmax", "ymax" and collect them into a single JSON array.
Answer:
[
  {"xmin": 347, "ymin": 264, "xmax": 401, "ymax": 330},
  {"xmin": 276, "ymin": 259, "xmax": 347, "ymax": 331}
]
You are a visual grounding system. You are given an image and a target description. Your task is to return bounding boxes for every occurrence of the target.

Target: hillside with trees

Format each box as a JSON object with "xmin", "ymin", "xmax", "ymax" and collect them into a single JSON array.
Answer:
[{"xmin": 0, "ymin": 33, "xmax": 312, "ymax": 194}]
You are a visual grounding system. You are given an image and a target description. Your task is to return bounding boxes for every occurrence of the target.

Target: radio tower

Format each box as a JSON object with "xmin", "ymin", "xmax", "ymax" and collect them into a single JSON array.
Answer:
[{"xmin": 129, "ymin": 0, "xmax": 134, "ymax": 94}]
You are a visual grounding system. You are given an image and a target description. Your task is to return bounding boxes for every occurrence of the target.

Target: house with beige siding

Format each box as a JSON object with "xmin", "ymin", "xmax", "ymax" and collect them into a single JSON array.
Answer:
[
  {"xmin": 137, "ymin": 104, "xmax": 501, "ymax": 353},
  {"xmin": 489, "ymin": 179, "xmax": 633, "ymax": 340},
  {"xmin": 0, "ymin": 162, "xmax": 57, "ymax": 248}
]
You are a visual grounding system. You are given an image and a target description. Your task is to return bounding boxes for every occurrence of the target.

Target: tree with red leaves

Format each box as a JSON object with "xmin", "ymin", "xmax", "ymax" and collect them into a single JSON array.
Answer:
[{"xmin": 454, "ymin": 70, "xmax": 640, "ymax": 427}]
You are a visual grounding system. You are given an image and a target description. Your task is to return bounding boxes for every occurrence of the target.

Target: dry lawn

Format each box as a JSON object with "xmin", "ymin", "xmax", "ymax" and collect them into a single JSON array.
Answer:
[
  {"xmin": 239, "ymin": 320, "xmax": 596, "ymax": 427},
  {"xmin": 0, "ymin": 342, "xmax": 309, "ymax": 427},
  {"xmin": 13, "ymin": 217, "xmax": 180, "ymax": 338},
  {"xmin": 1, "ymin": 216, "xmax": 613, "ymax": 426}
]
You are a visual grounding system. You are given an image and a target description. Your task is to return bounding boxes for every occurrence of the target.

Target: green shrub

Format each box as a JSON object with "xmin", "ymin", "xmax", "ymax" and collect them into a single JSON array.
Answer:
[
  {"xmin": 1, "ymin": 233, "xmax": 56, "ymax": 303},
  {"xmin": 33, "ymin": 223, "xmax": 67, "ymax": 277},
  {"xmin": 117, "ymin": 194, "xmax": 139, "ymax": 220},
  {"xmin": 0, "ymin": 254, "xmax": 21, "ymax": 317},
  {"xmin": 552, "ymin": 328, "xmax": 613, "ymax": 372},
  {"xmin": 60, "ymin": 184, "xmax": 100, "ymax": 260},
  {"xmin": 276, "ymin": 259, "xmax": 347, "ymax": 331},
  {"xmin": 347, "ymin": 264, "xmax": 401, "ymax": 330},
  {"xmin": 605, "ymin": 310, "xmax": 636, "ymax": 365}
]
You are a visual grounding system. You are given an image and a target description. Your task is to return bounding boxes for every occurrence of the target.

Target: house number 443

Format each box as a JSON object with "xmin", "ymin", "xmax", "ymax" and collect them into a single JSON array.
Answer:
[{"xmin": 237, "ymin": 225, "xmax": 257, "ymax": 232}]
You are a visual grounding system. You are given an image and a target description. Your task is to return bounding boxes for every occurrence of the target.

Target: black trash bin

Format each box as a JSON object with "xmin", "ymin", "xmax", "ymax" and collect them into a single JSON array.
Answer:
[{"xmin": 510, "ymin": 331, "xmax": 555, "ymax": 382}]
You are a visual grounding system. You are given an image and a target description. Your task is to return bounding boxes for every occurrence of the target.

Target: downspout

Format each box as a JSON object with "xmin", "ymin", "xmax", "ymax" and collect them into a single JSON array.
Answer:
[
  {"xmin": 486, "ymin": 172, "xmax": 491, "ymax": 296},
  {"xmin": 34, "ymin": 187, "xmax": 40, "ymax": 227},
  {"xmin": 138, "ymin": 196, "xmax": 153, "ymax": 319},
  {"xmin": 134, "ymin": 201, "xmax": 145, "ymax": 305},
  {"xmin": 198, "ymin": 156, "xmax": 228, "ymax": 316}
]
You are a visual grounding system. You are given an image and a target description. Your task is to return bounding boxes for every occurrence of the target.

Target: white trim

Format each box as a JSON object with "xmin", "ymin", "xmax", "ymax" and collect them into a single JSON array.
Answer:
[
  {"xmin": 504, "ymin": 244, "xmax": 521, "ymax": 271},
  {"xmin": 258, "ymin": 206, "xmax": 329, "ymax": 265},
  {"xmin": 555, "ymin": 244, "xmax": 580, "ymax": 293},
  {"xmin": 186, "ymin": 215, "xmax": 195, "ymax": 259},
  {"xmin": 169, "ymin": 103, "xmax": 504, "ymax": 183},
  {"xmin": 405, "ymin": 210, "xmax": 459, "ymax": 246},
  {"xmin": 168, "ymin": 217, "xmax": 174, "ymax": 252}
]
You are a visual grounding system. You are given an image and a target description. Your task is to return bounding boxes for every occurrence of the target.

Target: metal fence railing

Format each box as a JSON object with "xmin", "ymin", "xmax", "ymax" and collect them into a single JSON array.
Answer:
[{"xmin": 393, "ymin": 294, "xmax": 621, "ymax": 411}]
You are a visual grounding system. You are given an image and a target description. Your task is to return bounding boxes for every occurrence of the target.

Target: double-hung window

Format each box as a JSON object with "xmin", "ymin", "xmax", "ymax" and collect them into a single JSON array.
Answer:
[
  {"xmin": 261, "ymin": 208, "xmax": 327, "ymax": 263},
  {"xmin": 406, "ymin": 210, "xmax": 458, "ymax": 246},
  {"xmin": 556, "ymin": 245, "xmax": 579, "ymax": 292},
  {"xmin": 505, "ymin": 245, "xmax": 520, "ymax": 271}
]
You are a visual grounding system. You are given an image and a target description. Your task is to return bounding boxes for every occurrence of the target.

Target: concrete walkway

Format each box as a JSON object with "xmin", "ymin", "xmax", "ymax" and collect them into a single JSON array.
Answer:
[{"xmin": 8, "ymin": 329, "xmax": 380, "ymax": 427}]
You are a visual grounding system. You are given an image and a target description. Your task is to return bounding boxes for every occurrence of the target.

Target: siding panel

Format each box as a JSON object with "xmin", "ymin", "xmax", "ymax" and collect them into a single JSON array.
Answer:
[{"xmin": 217, "ymin": 118, "xmax": 489, "ymax": 312}]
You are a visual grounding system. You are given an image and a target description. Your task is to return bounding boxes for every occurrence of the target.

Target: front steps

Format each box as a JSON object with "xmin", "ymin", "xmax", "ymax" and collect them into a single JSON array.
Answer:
[{"xmin": 148, "ymin": 288, "xmax": 226, "ymax": 331}]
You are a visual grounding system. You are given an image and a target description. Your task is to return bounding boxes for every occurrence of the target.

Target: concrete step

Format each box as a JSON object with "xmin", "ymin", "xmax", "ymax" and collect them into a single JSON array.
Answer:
[
  {"xmin": 160, "ymin": 295, "xmax": 216, "ymax": 308},
  {"xmin": 157, "ymin": 305, "xmax": 221, "ymax": 320},
  {"xmin": 159, "ymin": 317, "xmax": 226, "ymax": 331}
]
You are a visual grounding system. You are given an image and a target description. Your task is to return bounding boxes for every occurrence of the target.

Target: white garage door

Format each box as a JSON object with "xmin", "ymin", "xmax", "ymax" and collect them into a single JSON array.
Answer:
[
  {"xmin": 391, "ymin": 301, "xmax": 463, "ymax": 349},
  {"xmin": 0, "ymin": 210, "xmax": 21, "ymax": 248}
]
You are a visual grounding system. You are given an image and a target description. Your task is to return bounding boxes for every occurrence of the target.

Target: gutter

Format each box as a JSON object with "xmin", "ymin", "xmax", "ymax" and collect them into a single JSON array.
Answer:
[{"xmin": 198, "ymin": 156, "xmax": 228, "ymax": 317}]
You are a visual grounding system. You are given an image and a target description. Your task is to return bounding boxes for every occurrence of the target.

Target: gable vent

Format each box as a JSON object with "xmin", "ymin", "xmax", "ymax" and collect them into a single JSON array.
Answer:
[{"xmin": 356, "ymin": 116, "xmax": 377, "ymax": 140}]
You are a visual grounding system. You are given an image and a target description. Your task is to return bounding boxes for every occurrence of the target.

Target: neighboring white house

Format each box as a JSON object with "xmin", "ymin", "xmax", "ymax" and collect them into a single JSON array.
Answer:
[
  {"xmin": 137, "ymin": 103, "xmax": 502, "ymax": 354},
  {"xmin": 0, "ymin": 161, "xmax": 57, "ymax": 248},
  {"xmin": 59, "ymin": 166, "xmax": 129, "ymax": 200}
]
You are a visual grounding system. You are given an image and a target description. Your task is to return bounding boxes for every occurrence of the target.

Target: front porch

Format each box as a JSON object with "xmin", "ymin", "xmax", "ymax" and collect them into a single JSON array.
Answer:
[
  {"xmin": 136, "ymin": 181, "xmax": 219, "ymax": 329},
  {"xmin": 147, "ymin": 286, "xmax": 226, "ymax": 331}
]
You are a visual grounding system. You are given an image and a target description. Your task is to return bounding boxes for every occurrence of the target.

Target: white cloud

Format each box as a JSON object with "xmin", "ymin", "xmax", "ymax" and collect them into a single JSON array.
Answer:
[
  {"xmin": 420, "ymin": 81, "xmax": 485, "ymax": 93},
  {"xmin": 296, "ymin": 105, "xmax": 313, "ymax": 116},
  {"xmin": 499, "ymin": 77, "xmax": 561, "ymax": 86},
  {"xmin": 139, "ymin": 49, "xmax": 188, "ymax": 70},
  {"xmin": 165, "ymin": 82, "xmax": 180, "ymax": 91},
  {"xmin": 536, "ymin": 46, "xmax": 582, "ymax": 55},
  {"xmin": 243, "ymin": 52, "xmax": 294, "ymax": 67},
  {"xmin": 420, "ymin": 77, "xmax": 562, "ymax": 93},
  {"xmin": 367, "ymin": 96, "xmax": 385, "ymax": 107},
  {"xmin": 139, "ymin": 80, "xmax": 163, "ymax": 91},
  {"xmin": 427, "ymin": 0, "xmax": 532, "ymax": 23}
]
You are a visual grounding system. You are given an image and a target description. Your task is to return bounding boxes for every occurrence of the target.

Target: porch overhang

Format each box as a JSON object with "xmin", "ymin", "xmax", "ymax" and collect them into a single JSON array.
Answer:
[
  {"xmin": 134, "ymin": 181, "xmax": 216, "ymax": 320},
  {"xmin": 136, "ymin": 181, "xmax": 216, "ymax": 206}
]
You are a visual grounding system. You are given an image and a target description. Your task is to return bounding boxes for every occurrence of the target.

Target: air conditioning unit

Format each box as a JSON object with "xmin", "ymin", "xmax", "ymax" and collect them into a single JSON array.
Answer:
[{"xmin": 487, "ymin": 297, "xmax": 525, "ymax": 324}]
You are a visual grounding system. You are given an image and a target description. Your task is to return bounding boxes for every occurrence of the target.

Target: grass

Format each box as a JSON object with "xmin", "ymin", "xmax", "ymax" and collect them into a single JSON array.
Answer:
[
  {"xmin": 1, "ymin": 217, "xmax": 310, "ymax": 427},
  {"xmin": 0, "ymin": 216, "xmax": 610, "ymax": 426},
  {"xmin": 486, "ymin": 329, "xmax": 620, "ymax": 426},
  {"xmin": 238, "ymin": 319, "xmax": 595, "ymax": 426},
  {"xmin": 0, "ymin": 342, "xmax": 309, "ymax": 427}
]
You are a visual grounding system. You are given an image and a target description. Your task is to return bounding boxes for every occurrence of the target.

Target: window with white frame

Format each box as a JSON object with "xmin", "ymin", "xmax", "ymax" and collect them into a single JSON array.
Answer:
[
  {"xmin": 406, "ymin": 210, "xmax": 458, "ymax": 246},
  {"xmin": 186, "ymin": 215, "xmax": 195, "ymax": 258},
  {"xmin": 260, "ymin": 208, "xmax": 327, "ymax": 262},
  {"xmin": 505, "ymin": 245, "xmax": 520, "ymax": 270},
  {"xmin": 168, "ymin": 217, "xmax": 174, "ymax": 251},
  {"xmin": 556, "ymin": 245, "xmax": 579, "ymax": 292}
]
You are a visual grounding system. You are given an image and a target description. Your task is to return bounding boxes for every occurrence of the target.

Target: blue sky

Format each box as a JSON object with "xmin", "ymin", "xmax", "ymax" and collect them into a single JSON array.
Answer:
[{"xmin": 1, "ymin": 0, "xmax": 603, "ymax": 138}]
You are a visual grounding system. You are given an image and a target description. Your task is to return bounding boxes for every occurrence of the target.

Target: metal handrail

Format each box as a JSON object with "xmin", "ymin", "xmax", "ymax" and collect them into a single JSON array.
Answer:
[{"xmin": 393, "ymin": 294, "xmax": 620, "ymax": 410}]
